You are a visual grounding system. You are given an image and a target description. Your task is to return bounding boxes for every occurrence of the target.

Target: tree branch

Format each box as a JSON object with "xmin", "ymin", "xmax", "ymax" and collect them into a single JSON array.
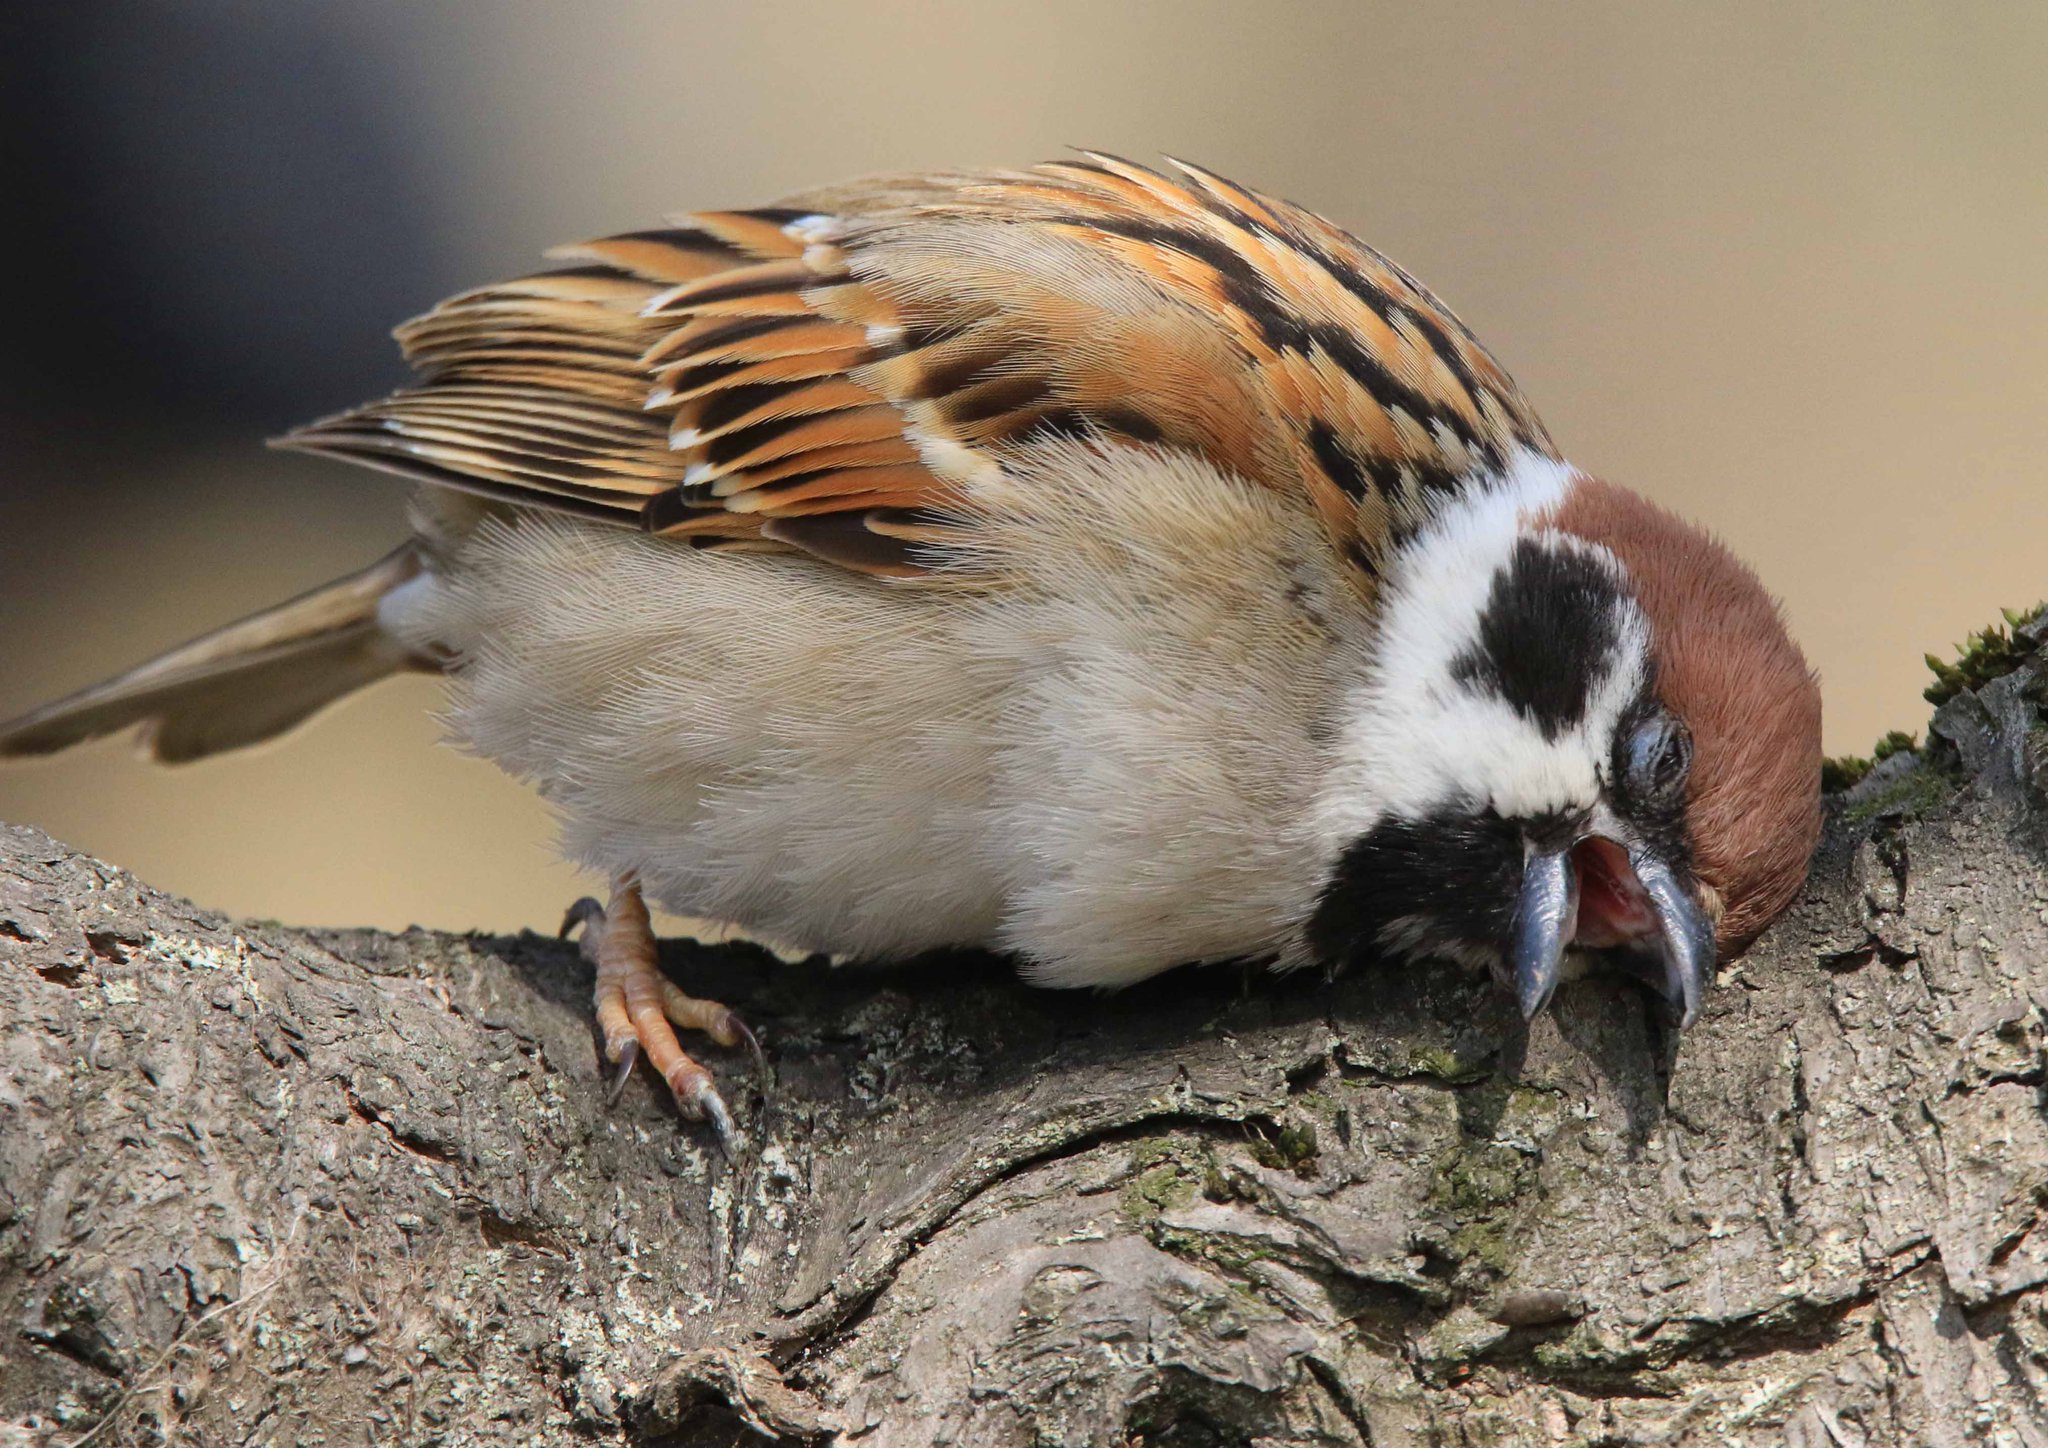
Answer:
[{"xmin": 5, "ymin": 622, "xmax": 2047, "ymax": 1445}]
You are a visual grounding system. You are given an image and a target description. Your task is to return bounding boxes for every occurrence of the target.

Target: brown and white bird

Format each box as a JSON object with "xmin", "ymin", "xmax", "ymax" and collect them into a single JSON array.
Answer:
[{"xmin": 0, "ymin": 156, "xmax": 1823, "ymax": 1149}]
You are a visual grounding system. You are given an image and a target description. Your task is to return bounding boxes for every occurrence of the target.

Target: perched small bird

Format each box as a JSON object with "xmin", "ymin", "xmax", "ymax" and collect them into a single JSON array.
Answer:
[{"xmin": 1, "ymin": 157, "xmax": 1822, "ymax": 1149}]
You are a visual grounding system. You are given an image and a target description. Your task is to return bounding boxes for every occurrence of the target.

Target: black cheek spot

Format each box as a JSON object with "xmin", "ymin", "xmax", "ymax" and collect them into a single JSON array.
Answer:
[{"xmin": 1450, "ymin": 537, "xmax": 1625, "ymax": 741}]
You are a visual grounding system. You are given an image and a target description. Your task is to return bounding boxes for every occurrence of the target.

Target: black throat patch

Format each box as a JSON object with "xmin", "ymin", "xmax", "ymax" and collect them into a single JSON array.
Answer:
[
  {"xmin": 1450, "ymin": 537, "xmax": 1626, "ymax": 741},
  {"xmin": 1308, "ymin": 806, "xmax": 1525, "ymax": 968}
]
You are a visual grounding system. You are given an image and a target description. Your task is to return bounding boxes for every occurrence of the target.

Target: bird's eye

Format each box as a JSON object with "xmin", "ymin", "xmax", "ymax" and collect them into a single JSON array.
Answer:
[{"xmin": 1625, "ymin": 713, "xmax": 1692, "ymax": 805}]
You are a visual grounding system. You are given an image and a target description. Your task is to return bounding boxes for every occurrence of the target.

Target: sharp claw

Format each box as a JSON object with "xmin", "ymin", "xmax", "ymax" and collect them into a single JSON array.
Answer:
[
  {"xmin": 607, "ymin": 1039, "xmax": 639, "ymax": 1104},
  {"xmin": 684, "ymin": 1079, "xmax": 740, "ymax": 1159},
  {"xmin": 560, "ymin": 896, "xmax": 604, "ymax": 940},
  {"xmin": 731, "ymin": 1016, "xmax": 766, "ymax": 1074}
]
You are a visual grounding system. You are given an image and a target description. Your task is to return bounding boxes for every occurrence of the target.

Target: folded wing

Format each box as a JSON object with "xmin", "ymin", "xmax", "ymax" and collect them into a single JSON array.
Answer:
[{"xmin": 279, "ymin": 155, "xmax": 1557, "ymax": 585}]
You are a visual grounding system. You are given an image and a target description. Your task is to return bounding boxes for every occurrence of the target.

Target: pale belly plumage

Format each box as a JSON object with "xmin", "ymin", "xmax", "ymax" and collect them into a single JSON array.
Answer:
[{"xmin": 386, "ymin": 442, "xmax": 1368, "ymax": 986}]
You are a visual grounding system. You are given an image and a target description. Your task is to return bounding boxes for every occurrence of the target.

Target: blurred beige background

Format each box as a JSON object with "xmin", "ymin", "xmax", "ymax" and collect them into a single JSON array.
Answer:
[{"xmin": 2, "ymin": 3, "xmax": 2044, "ymax": 933}]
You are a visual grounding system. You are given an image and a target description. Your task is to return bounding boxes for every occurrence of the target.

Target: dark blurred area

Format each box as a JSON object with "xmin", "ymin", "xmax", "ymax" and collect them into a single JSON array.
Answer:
[
  {"xmin": 0, "ymin": 6, "xmax": 443, "ymax": 430},
  {"xmin": 1, "ymin": 4, "xmax": 2044, "ymax": 930},
  {"xmin": 0, "ymin": 6, "xmax": 578, "ymax": 930}
]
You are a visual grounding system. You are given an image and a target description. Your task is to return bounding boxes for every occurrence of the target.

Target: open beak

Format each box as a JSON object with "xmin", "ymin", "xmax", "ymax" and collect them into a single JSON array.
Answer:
[
  {"xmin": 1512, "ymin": 837, "xmax": 1716, "ymax": 1027},
  {"xmin": 1511, "ymin": 847, "xmax": 1577, "ymax": 1019}
]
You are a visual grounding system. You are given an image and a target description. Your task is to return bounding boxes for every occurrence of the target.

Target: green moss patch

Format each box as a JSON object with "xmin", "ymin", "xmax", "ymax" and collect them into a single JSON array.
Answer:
[
  {"xmin": 1821, "ymin": 730, "xmax": 1917, "ymax": 793},
  {"xmin": 1121, "ymin": 1140, "xmax": 1207, "ymax": 1222},
  {"xmin": 1822, "ymin": 602, "xmax": 2045, "ymax": 794},
  {"xmin": 1246, "ymin": 1120, "xmax": 1320, "ymax": 1178},
  {"xmin": 1426, "ymin": 1137, "xmax": 1534, "ymax": 1278},
  {"xmin": 1842, "ymin": 761, "xmax": 1958, "ymax": 826},
  {"xmin": 1923, "ymin": 604, "xmax": 2045, "ymax": 707}
]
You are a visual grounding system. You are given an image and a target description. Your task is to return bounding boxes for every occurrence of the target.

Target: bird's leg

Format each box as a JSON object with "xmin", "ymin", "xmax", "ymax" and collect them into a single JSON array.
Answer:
[{"xmin": 561, "ymin": 877, "xmax": 757, "ymax": 1156}]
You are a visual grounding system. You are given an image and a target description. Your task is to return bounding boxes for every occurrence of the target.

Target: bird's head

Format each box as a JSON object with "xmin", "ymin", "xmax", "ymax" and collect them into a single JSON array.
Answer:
[{"xmin": 1309, "ymin": 455, "xmax": 1821, "ymax": 1026}]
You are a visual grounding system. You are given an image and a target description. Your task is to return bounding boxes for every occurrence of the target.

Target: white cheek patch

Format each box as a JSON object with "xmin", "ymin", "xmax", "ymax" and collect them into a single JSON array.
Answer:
[{"xmin": 1315, "ymin": 449, "xmax": 1651, "ymax": 849}]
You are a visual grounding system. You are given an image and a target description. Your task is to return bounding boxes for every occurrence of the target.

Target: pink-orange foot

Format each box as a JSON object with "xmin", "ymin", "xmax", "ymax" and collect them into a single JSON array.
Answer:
[{"xmin": 561, "ymin": 878, "xmax": 759, "ymax": 1156}]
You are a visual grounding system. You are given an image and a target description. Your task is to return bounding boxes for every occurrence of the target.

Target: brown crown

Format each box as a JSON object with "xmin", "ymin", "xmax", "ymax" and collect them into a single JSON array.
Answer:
[{"xmin": 1551, "ymin": 476, "xmax": 1822, "ymax": 953}]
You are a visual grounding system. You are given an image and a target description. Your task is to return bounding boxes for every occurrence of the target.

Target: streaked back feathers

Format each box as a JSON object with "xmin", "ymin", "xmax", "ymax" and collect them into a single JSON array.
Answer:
[{"xmin": 279, "ymin": 155, "xmax": 1553, "ymax": 588}]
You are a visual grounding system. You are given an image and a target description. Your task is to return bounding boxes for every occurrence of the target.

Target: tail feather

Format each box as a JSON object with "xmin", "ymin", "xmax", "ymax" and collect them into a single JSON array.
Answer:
[{"xmin": 0, "ymin": 546, "xmax": 432, "ymax": 764}]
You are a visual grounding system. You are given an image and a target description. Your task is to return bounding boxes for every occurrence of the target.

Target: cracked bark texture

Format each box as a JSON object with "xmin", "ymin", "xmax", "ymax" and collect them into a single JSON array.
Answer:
[{"xmin": 4, "ymin": 628, "xmax": 2048, "ymax": 1446}]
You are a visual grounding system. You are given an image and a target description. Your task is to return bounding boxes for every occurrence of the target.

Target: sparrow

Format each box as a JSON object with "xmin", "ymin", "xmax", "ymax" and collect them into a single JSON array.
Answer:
[{"xmin": 0, "ymin": 156, "xmax": 1823, "ymax": 1150}]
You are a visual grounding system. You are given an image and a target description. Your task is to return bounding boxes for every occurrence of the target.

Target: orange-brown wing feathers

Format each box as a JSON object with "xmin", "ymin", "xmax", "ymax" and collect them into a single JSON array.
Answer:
[{"xmin": 278, "ymin": 158, "xmax": 1556, "ymax": 582}]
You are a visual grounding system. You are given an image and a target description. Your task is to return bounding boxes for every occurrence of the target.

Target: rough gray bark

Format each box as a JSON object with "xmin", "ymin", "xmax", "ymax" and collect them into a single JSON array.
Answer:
[{"xmin": 4, "ymin": 629, "xmax": 2047, "ymax": 1447}]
